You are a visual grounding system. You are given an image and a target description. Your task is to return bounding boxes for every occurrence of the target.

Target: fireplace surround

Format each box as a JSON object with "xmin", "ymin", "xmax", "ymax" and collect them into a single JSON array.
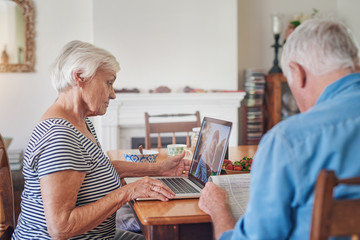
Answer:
[{"xmin": 93, "ymin": 92, "xmax": 246, "ymax": 153}]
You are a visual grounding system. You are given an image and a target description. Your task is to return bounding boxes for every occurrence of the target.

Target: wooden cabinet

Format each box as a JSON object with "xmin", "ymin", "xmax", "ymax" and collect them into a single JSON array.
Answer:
[{"xmin": 264, "ymin": 73, "xmax": 288, "ymax": 131}]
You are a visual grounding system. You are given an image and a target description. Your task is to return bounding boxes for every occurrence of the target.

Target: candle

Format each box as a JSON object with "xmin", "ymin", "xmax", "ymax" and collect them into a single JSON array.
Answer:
[{"xmin": 272, "ymin": 15, "xmax": 281, "ymax": 34}]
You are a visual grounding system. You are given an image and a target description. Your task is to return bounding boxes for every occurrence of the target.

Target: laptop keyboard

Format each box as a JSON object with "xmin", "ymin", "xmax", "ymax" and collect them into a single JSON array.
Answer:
[{"xmin": 158, "ymin": 178, "xmax": 200, "ymax": 194}]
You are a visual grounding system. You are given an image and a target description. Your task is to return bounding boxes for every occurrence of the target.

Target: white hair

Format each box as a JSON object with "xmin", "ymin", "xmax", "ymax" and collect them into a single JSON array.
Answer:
[
  {"xmin": 51, "ymin": 40, "xmax": 120, "ymax": 94},
  {"xmin": 281, "ymin": 19, "xmax": 359, "ymax": 83}
]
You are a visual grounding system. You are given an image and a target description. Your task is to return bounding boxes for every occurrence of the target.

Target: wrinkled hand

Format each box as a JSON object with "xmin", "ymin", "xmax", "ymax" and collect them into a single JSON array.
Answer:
[
  {"xmin": 199, "ymin": 182, "xmax": 236, "ymax": 239},
  {"xmin": 198, "ymin": 182, "xmax": 230, "ymax": 217},
  {"xmin": 158, "ymin": 151, "xmax": 191, "ymax": 176},
  {"xmin": 125, "ymin": 176, "xmax": 175, "ymax": 201}
]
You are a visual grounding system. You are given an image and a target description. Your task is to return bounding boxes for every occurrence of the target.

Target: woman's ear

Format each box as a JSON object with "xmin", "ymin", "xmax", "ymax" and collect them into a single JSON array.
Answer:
[
  {"xmin": 289, "ymin": 62, "xmax": 307, "ymax": 88},
  {"xmin": 73, "ymin": 71, "xmax": 85, "ymax": 85}
]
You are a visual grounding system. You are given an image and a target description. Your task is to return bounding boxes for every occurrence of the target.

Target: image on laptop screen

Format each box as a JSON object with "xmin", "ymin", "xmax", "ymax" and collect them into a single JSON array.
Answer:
[{"xmin": 190, "ymin": 117, "xmax": 232, "ymax": 184}]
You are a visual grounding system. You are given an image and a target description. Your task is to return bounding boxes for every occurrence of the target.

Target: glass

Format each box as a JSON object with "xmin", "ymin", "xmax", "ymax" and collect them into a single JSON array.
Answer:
[{"xmin": 191, "ymin": 127, "xmax": 200, "ymax": 154}]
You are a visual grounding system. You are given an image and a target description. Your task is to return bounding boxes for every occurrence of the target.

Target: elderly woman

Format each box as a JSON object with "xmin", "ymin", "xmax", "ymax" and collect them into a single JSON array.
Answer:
[{"xmin": 12, "ymin": 40, "xmax": 190, "ymax": 240}]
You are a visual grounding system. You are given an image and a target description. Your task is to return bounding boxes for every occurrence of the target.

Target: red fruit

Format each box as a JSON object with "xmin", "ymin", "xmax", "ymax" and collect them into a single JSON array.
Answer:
[
  {"xmin": 223, "ymin": 159, "xmax": 232, "ymax": 164},
  {"xmin": 226, "ymin": 163, "xmax": 233, "ymax": 170},
  {"xmin": 234, "ymin": 165, "xmax": 242, "ymax": 171}
]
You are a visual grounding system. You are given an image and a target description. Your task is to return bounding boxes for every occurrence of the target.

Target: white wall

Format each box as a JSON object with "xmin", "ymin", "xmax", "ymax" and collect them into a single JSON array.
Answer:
[
  {"xmin": 93, "ymin": 0, "xmax": 238, "ymax": 92},
  {"xmin": 1, "ymin": 0, "xmax": 360, "ymax": 151},
  {"xmin": 337, "ymin": 0, "xmax": 360, "ymax": 44},
  {"xmin": 0, "ymin": 0, "xmax": 92, "ymax": 150},
  {"xmin": 237, "ymin": 0, "xmax": 339, "ymax": 81}
]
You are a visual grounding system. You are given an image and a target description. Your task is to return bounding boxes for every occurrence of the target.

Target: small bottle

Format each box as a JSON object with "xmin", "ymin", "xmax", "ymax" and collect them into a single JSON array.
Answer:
[{"xmin": 191, "ymin": 127, "xmax": 200, "ymax": 154}]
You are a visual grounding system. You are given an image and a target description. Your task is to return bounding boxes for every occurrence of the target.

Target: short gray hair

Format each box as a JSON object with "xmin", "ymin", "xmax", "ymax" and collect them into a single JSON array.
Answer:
[
  {"xmin": 51, "ymin": 40, "xmax": 120, "ymax": 93},
  {"xmin": 281, "ymin": 19, "xmax": 359, "ymax": 83}
]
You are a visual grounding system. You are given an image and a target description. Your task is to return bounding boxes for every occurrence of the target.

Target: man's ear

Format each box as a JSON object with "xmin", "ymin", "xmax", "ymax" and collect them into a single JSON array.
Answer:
[{"xmin": 289, "ymin": 62, "xmax": 306, "ymax": 88}]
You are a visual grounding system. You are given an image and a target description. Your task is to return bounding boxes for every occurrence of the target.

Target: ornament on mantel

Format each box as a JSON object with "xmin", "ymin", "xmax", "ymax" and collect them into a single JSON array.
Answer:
[
  {"xmin": 1, "ymin": 45, "xmax": 9, "ymax": 65},
  {"xmin": 149, "ymin": 86, "xmax": 171, "ymax": 93},
  {"xmin": 114, "ymin": 88, "xmax": 140, "ymax": 93}
]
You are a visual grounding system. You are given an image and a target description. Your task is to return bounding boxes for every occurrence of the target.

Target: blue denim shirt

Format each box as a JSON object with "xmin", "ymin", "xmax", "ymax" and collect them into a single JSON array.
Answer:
[{"xmin": 220, "ymin": 73, "xmax": 360, "ymax": 240}]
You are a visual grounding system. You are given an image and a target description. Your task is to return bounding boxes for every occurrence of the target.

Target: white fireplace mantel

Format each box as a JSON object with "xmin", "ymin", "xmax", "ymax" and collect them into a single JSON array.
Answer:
[{"xmin": 94, "ymin": 92, "xmax": 246, "ymax": 153}]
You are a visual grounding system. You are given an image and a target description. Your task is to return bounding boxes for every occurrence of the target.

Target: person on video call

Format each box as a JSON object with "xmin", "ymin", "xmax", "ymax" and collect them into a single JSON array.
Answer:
[
  {"xmin": 12, "ymin": 40, "xmax": 191, "ymax": 240},
  {"xmin": 194, "ymin": 130, "xmax": 220, "ymax": 183},
  {"xmin": 198, "ymin": 19, "xmax": 360, "ymax": 239}
]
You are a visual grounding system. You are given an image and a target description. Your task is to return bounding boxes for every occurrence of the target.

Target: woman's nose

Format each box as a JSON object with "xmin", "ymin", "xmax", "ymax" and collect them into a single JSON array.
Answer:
[{"xmin": 110, "ymin": 88, "xmax": 116, "ymax": 99}]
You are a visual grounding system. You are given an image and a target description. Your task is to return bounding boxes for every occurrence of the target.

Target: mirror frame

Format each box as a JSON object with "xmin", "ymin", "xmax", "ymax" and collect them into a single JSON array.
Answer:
[{"xmin": 0, "ymin": 0, "xmax": 35, "ymax": 72}]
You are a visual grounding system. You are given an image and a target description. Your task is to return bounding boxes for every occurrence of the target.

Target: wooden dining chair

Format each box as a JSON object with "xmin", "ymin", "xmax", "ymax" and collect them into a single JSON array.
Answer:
[
  {"xmin": 144, "ymin": 111, "xmax": 201, "ymax": 149},
  {"xmin": 0, "ymin": 134, "xmax": 15, "ymax": 240},
  {"xmin": 310, "ymin": 170, "xmax": 360, "ymax": 240}
]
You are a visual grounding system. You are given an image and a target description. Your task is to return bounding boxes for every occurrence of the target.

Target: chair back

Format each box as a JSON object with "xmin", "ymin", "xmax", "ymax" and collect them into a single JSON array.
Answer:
[
  {"xmin": 144, "ymin": 111, "xmax": 201, "ymax": 149},
  {"xmin": 310, "ymin": 170, "xmax": 360, "ymax": 240},
  {"xmin": 0, "ymin": 134, "xmax": 15, "ymax": 240}
]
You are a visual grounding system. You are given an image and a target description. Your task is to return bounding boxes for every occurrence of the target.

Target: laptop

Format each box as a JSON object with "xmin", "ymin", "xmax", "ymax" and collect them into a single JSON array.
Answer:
[{"xmin": 124, "ymin": 117, "xmax": 232, "ymax": 200}]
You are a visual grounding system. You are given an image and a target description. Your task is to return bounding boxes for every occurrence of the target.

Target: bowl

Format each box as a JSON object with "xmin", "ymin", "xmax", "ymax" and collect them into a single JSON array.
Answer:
[
  {"xmin": 224, "ymin": 169, "xmax": 250, "ymax": 175},
  {"xmin": 123, "ymin": 149, "xmax": 159, "ymax": 163}
]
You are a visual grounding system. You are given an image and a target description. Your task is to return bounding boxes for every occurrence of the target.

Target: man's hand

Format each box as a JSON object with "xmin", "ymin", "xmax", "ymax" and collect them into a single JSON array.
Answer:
[
  {"xmin": 199, "ymin": 182, "xmax": 236, "ymax": 239},
  {"xmin": 199, "ymin": 182, "xmax": 229, "ymax": 216}
]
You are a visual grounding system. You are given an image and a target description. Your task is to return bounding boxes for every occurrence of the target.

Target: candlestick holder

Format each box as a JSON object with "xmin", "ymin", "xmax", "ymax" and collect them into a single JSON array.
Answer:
[{"xmin": 269, "ymin": 33, "xmax": 282, "ymax": 74}]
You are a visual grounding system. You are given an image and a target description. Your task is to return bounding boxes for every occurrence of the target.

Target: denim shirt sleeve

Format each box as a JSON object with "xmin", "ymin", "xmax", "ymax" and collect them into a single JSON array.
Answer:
[{"xmin": 219, "ymin": 128, "xmax": 297, "ymax": 239}]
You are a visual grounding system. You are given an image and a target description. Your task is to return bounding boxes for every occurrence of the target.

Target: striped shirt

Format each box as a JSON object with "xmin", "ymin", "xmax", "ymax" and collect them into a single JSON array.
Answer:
[{"xmin": 12, "ymin": 118, "xmax": 121, "ymax": 239}]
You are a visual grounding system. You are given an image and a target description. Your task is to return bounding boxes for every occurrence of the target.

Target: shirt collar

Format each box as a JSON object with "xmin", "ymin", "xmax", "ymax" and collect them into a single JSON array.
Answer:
[{"xmin": 316, "ymin": 73, "xmax": 360, "ymax": 105}]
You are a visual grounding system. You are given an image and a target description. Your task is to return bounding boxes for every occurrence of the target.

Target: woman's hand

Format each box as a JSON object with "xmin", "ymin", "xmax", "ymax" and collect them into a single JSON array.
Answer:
[
  {"xmin": 111, "ymin": 152, "xmax": 191, "ymax": 178},
  {"xmin": 124, "ymin": 176, "xmax": 175, "ymax": 201},
  {"xmin": 158, "ymin": 151, "xmax": 191, "ymax": 176}
]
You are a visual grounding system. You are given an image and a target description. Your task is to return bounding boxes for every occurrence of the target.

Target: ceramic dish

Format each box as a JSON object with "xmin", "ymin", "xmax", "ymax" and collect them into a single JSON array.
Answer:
[{"xmin": 123, "ymin": 149, "xmax": 159, "ymax": 163}]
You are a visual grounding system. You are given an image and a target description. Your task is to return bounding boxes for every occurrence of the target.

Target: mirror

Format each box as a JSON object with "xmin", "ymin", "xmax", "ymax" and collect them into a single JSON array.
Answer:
[{"xmin": 0, "ymin": 0, "xmax": 35, "ymax": 72}]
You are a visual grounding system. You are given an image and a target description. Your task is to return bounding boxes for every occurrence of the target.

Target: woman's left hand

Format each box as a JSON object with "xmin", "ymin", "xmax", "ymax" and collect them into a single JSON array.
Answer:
[{"xmin": 158, "ymin": 151, "xmax": 191, "ymax": 176}]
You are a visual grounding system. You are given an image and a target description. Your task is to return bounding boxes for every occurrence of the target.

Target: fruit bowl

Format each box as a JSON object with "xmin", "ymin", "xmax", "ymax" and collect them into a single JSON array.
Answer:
[
  {"xmin": 222, "ymin": 157, "xmax": 253, "ymax": 174},
  {"xmin": 224, "ymin": 169, "xmax": 250, "ymax": 174}
]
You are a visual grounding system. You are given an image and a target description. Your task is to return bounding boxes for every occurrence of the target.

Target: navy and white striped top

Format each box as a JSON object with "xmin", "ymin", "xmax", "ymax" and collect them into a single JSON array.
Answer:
[{"xmin": 12, "ymin": 118, "xmax": 121, "ymax": 239}]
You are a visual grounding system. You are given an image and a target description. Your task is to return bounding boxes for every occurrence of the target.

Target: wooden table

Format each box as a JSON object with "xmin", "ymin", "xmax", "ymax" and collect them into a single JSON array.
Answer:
[{"xmin": 107, "ymin": 145, "xmax": 258, "ymax": 240}]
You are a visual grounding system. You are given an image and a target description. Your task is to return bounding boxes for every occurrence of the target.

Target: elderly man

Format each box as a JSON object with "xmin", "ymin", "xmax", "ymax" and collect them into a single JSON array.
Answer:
[{"xmin": 199, "ymin": 19, "xmax": 360, "ymax": 239}]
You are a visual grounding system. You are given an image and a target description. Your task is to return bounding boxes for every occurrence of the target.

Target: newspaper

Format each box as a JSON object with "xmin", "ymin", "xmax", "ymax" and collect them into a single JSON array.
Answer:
[{"xmin": 209, "ymin": 173, "xmax": 251, "ymax": 220}]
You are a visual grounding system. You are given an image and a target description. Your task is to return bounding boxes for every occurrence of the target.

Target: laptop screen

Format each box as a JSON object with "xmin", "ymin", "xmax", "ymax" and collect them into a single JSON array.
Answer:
[{"xmin": 189, "ymin": 117, "xmax": 232, "ymax": 184}]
